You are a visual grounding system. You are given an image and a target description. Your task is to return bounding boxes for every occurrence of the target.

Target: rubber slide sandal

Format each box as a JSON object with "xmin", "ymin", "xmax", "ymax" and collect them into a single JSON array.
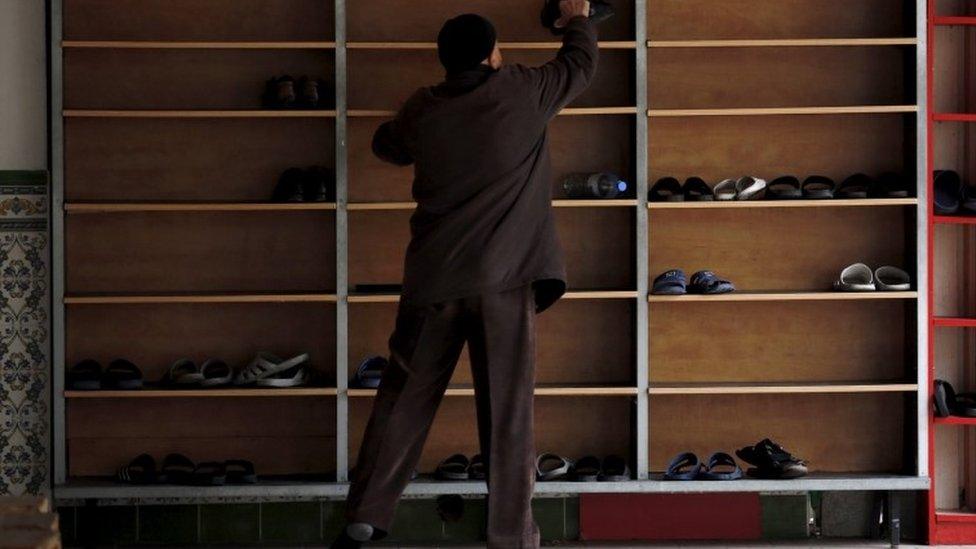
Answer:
[
  {"xmin": 536, "ymin": 453, "xmax": 572, "ymax": 481},
  {"xmin": 352, "ymin": 356, "xmax": 387, "ymax": 388},
  {"xmin": 598, "ymin": 455, "xmax": 630, "ymax": 481},
  {"xmin": 663, "ymin": 452, "xmax": 701, "ymax": 480},
  {"xmin": 874, "ymin": 266, "xmax": 910, "ymax": 291},
  {"xmin": 436, "ymin": 454, "xmax": 470, "ymax": 481},
  {"xmin": 225, "ymin": 459, "xmax": 258, "ymax": 484},
  {"xmin": 688, "ymin": 270, "xmax": 735, "ymax": 295},
  {"xmin": 802, "ymin": 175, "xmax": 835, "ymax": 199},
  {"xmin": 67, "ymin": 359, "xmax": 102, "ymax": 391},
  {"xmin": 713, "ymin": 179, "xmax": 736, "ymax": 201},
  {"xmin": 833, "ymin": 263, "xmax": 875, "ymax": 292},
  {"xmin": 734, "ymin": 176, "xmax": 767, "ymax": 200},
  {"xmin": 192, "ymin": 462, "xmax": 227, "ymax": 486},
  {"xmin": 682, "ymin": 177, "xmax": 714, "ymax": 201},
  {"xmin": 199, "ymin": 358, "xmax": 233, "ymax": 387},
  {"xmin": 116, "ymin": 453, "xmax": 157, "ymax": 484},
  {"xmin": 651, "ymin": 269, "xmax": 687, "ymax": 295},
  {"xmin": 698, "ymin": 452, "xmax": 743, "ymax": 481},
  {"xmin": 468, "ymin": 454, "xmax": 487, "ymax": 481},
  {"xmin": 837, "ymin": 173, "xmax": 872, "ymax": 199},
  {"xmin": 104, "ymin": 359, "xmax": 143, "ymax": 390},
  {"xmin": 571, "ymin": 455, "xmax": 600, "ymax": 482},
  {"xmin": 649, "ymin": 177, "xmax": 685, "ymax": 202},
  {"xmin": 766, "ymin": 176, "xmax": 802, "ymax": 200},
  {"xmin": 159, "ymin": 453, "xmax": 195, "ymax": 484},
  {"xmin": 162, "ymin": 358, "xmax": 203, "ymax": 387},
  {"xmin": 934, "ymin": 170, "xmax": 962, "ymax": 215},
  {"xmin": 874, "ymin": 172, "xmax": 910, "ymax": 198}
]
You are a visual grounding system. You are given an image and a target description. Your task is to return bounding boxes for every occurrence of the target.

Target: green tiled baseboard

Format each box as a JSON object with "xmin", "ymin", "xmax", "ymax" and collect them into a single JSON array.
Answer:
[
  {"xmin": 60, "ymin": 497, "xmax": 581, "ymax": 545},
  {"xmin": 761, "ymin": 494, "xmax": 812, "ymax": 539}
]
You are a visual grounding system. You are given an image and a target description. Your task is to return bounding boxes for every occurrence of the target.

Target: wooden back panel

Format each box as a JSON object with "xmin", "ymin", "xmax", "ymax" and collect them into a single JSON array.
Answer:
[
  {"xmin": 649, "ymin": 115, "xmax": 909, "ymax": 183},
  {"xmin": 349, "ymin": 299, "xmax": 635, "ymax": 386},
  {"xmin": 349, "ymin": 209, "xmax": 635, "ymax": 290},
  {"xmin": 66, "ymin": 212, "xmax": 336, "ymax": 293},
  {"xmin": 349, "ymin": 116, "xmax": 635, "ymax": 202},
  {"xmin": 65, "ymin": 50, "xmax": 335, "ymax": 110},
  {"xmin": 649, "ymin": 393, "xmax": 905, "ymax": 473},
  {"xmin": 68, "ymin": 397, "xmax": 336, "ymax": 476},
  {"xmin": 936, "ymin": 0, "xmax": 976, "ymax": 16},
  {"xmin": 66, "ymin": 119, "xmax": 335, "ymax": 201},
  {"xmin": 347, "ymin": 50, "xmax": 634, "ymax": 111},
  {"xmin": 649, "ymin": 47, "xmax": 908, "ymax": 109},
  {"xmin": 647, "ymin": 0, "xmax": 912, "ymax": 40},
  {"xmin": 64, "ymin": 0, "xmax": 334, "ymax": 41},
  {"xmin": 350, "ymin": 396, "xmax": 632, "ymax": 472},
  {"xmin": 933, "ymin": 26, "xmax": 976, "ymax": 113},
  {"xmin": 650, "ymin": 301, "xmax": 908, "ymax": 383},
  {"xmin": 67, "ymin": 303, "xmax": 336, "ymax": 381},
  {"xmin": 649, "ymin": 208, "xmax": 907, "ymax": 291},
  {"xmin": 347, "ymin": 0, "xmax": 634, "ymax": 41}
]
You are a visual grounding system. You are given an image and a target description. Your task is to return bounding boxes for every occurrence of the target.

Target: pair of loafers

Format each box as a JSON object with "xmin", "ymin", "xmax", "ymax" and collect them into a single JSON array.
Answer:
[
  {"xmin": 833, "ymin": 263, "xmax": 911, "ymax": 292},
  {"xmin": 663, "ymin": 451, "xmax": 742, "ymax": 481},
  {"xmin": 273, "ymin": 166, "xmax": 335, "ymax": 203},
  {"xmin": 652, "ymin": 269, "xmax": 735, "ymax": 296}
]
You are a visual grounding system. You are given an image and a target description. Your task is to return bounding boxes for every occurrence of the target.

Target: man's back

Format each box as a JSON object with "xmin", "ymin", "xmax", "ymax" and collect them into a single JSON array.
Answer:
[{"xmin": 373, "ymin": 17, "xmax": 599, "ymax": 311}]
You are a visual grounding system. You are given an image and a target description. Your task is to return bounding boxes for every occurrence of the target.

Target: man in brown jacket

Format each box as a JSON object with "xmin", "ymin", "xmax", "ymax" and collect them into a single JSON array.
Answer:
[{"xmin": 333, "ymin": 2, "xmax": 598, "ymax": 547}]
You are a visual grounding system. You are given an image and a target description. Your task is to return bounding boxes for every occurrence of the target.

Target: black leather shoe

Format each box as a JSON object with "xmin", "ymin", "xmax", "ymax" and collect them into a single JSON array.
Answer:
[
  {"xmin": 261, "ymin": 75, "xmax": 297, "ymax": 109},
  {"xmin": 302, "ymin": 166, "xmax": 335, "ymax": 202},
  {"xmin": 541, "ymin": 0, "xmax": 615, "ymax": 35}
]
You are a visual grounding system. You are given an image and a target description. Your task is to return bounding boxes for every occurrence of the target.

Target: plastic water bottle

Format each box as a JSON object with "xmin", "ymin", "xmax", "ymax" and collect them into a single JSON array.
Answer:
[{"xmin": 562, "ymin": 172, "xmax": 629, "ymax": 199}]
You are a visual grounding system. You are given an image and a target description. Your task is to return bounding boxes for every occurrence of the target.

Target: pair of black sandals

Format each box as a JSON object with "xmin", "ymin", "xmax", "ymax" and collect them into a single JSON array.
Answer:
[
  {"xmin": 664, "ymin": 451, "xmax": 742, "ymax": 481},
  {"xmin": 934, "ymin": 379, "xmax": 976, "ymax": 417},
  {"xmin": 652, "ymin": 269, "xmax": 735, "ymax": 296},
  {"xmin": 67, "ymin": 359, "xmax": 142, "ymax": 390},
  {"xmin": 117, "ymin": 453, "xmax": 257, "ymax": 486},
  {"xmin": 272, "ymin": 166, "xmax": 335, "ymax": 203}
]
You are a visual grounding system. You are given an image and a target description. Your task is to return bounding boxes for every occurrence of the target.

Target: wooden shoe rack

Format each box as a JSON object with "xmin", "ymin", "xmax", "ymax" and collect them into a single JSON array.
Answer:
[
  {"xmin": 50, "ymin": 0, "xmax": 928, "ymax": 514},
  {"xmin": 927, "ymin": 0, "xmax": 976, "ymax": 543}
]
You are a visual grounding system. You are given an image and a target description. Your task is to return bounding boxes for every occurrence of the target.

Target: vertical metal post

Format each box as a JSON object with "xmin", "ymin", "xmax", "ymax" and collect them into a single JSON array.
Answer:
[
  {"xmin": 634, "ymin": 0, "xmax": 650, "ymax": 480},
  {"xmin": 334, "ymin": 0, "xmax": 350, "ymax": 483},
  {"xmin": 50, "ymin": 0, "xmax": 67, "ymax": 487},
  {"xmin": 915, "ymin": 0, "xmax": 929, "ymax": 479}
]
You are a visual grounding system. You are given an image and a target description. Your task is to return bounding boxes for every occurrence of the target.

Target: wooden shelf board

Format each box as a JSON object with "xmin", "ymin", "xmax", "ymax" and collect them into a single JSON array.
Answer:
[
  {"xmin": 63, "ymin": 109, "xmax": 337, "ymax": 118},
  {"xmin": 64, "ymin": 387, "xmax": 337, "ymax": 398},
  {"xmin": 649, "ymin": 382, "xmax": 918, "ymax": 395},
  {"xmin": 647, "ymin": 38, "xmax": 918, "ymax": 48},
  {"xmin": 933, "ymin": 317, "xmax": 976, "ymax": 328},
  {"xmin": 933, "ymin": 416, "xmax": 976, "ymax": 426},
  {"xmin": 61, "ymin": 40, "xmax": 337, "ymax": 49},
  {"xmin": 648, "ymin": 198, "xmax": 917, "ymax": 209},
  {"xmin": 934, "ymin": 16, "xmax": 976, "ymax": 26},
  {"xmin": 53, "ymin": 474, "xmax": 929, "ymax": 501},
  {"xmin": 647, "ymin": 105, "xmax": 918, "ymax": 117},
  {"xmin": 648, "ymin": 291, "xmax": 917, "ymax": 303},
  {"xmin": 349, "ymin": 386, "xmax": 637, "ymax": 397},
  {"xmin": 348, "ymin": 290, "xmax": 637, "ymax": 303},
  {"xmin": 66, "ymin": 202, "xmax": 337, "ymax": 213},
  {"xmin": 934, "ymin": 214, "xmax": 976, "ymax": 224},
  {"xmin": 347, "ymin": 41, "xmax": 636, "ymax": 50},
  {"xmin": 349, "ymin": 199, "xmax": 637, "ymax": 211},
  {"xmin": 349, "ymin": 107, "xmax": 636, "ymax": 118},
  {"xmin": 933, "ymin": 113, "xmax": 976, "ymax": 122},
  {"xmin": 64, "ymin": 293, "xmax": 338, "ymax": 305}
]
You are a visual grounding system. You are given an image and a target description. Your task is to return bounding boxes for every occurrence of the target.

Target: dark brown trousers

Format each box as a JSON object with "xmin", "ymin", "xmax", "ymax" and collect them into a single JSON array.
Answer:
[{"xmin": 345, "ymin": 284, "xmax": 540, "ymax": 548}]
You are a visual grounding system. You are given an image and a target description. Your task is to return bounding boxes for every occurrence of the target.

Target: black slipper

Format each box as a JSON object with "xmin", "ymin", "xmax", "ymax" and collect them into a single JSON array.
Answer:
[
  {"xmin": 934, "ymin": 170, "xmax": 963, "ymax": 214},
  {"xmin": 766, "ymin": 176, "xmax": 802, "ymax": 200},
  {"xmin": 682, "ymin": 177, "xmax": 714, "ymax": 201},
  {"xmin": 272, "ymin": 168, "xmax": 306, "ymax": 202},
  {"xmin": 192, "ymin": 462, "xmax": 227, "ymax": 486},
  {"xmin": 598, "ymin": 455, "xmax": 630, "ymax": 481},
  {"xmin": 873, "ymin": 172, "xmax": 910, "ymax": 198},
  {"xmin": 571, "ymin": 455, "xmax": 600, "ymax": 482},
  {"xmin": 117, "ymin": 453, "xmax": 157, "ymax": 484},
  {"xmin": 104, "ymin": 359, "xmax": 143, "ymax": 390},
  {"xmin": 435, "ymin": 454, "xmax": 470, "ymax": 481},
  {"xmin": 303, "ymin": 166, "xmax": 335, "ymax": 202},
  {"xmin": 159, "ymin": 453, "xmax": 195, "ymax": 485},
  {"xmin": 801, "ymin": 176, "xmax": 836, "ymax": 199},
  {"xmin": 649, "ymin": 177, "xmax": 684, "ymax": 202},
  {"xmin": 468, "ymin": 454, "xmax": 487, "ymax": 481},
  {"xmin": 934, "ymin": 379, "xmax": 976, "ymax": 417},
  {"xmin": 837, "ymin": 173, "xmax": 873, "ymax": 199},
  {"xmin": 736, "ymin": 439, "xmax": 808, "ymax": 479},
  {"xmin": 225, "ymin": 459, "xmax": 258, "ymax": 484},
  {"xmin": 67, "ymin": 359, "xmax": 102, "ymax": 390}
]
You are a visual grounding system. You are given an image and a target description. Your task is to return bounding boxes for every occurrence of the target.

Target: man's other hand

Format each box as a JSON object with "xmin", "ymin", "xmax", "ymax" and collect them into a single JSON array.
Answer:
[{"xmin": 554, "ymin": 0, "xmax": 590, "ymax": 29}]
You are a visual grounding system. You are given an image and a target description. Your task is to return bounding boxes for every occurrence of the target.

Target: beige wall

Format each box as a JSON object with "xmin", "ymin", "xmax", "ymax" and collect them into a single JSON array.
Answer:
[{"xmin": 0, "ymin": 0, "xmax": 47, "ymax": 169}]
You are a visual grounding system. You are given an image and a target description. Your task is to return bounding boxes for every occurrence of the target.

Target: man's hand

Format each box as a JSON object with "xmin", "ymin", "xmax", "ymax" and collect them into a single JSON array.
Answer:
[{"xmin": 554, "ymin": 0, "xmax": 590, "ymax": 29}]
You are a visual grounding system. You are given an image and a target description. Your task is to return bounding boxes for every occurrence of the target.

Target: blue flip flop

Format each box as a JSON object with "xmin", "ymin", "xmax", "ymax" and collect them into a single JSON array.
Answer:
[
  {"xmin": 663, "ymin": 452, "xmax": 702, "ymax": 480},
  {"xmin": 352, "ymin": 356, "xmax": 387, "ymax": 388},
  {"xmin": 689, "ymin": 271, "xmax": 735, "ymax": 295},
  {"xmin": 698, "ymin": 452, "xmax": 743, "ymax": 481},
  {"xmin": 652, "ymin": 269, "xmax": 687, "ymax": 295}
]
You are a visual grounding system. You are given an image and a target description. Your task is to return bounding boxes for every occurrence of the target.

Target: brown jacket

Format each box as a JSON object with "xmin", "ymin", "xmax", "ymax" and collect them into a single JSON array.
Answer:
[{"xmin": 373, "ymin": 17, "xmax": 598, "ymax": 312}]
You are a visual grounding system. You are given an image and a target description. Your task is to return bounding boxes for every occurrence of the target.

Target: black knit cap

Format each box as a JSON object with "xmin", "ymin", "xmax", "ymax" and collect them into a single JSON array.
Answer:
[{"xmin": 437, "ymin": 14, "xmax": 497, "ymax": 74}]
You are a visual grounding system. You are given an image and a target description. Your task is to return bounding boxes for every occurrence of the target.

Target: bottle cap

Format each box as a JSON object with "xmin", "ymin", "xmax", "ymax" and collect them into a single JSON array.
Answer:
[{"xmin": 617, "ymin": 181, "xmax": 628, "ymax": 192}]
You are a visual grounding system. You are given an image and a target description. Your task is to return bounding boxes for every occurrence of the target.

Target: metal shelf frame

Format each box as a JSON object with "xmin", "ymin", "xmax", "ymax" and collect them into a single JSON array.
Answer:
[{"xmin": 48, "ymin": 0, "xmax": 930, "ymax": 503}]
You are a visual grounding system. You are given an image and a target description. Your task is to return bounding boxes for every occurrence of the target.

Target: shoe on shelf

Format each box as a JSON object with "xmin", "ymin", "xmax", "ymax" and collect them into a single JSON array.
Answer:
[
  {"xmin": 934, "ymin": 170, "xmax": 963, "ymax": 215},
  {"xmin": 272, "ymin": 168, "xmax": 306, "ymax": 202},
  {"xmin": 351, "ymin": 356, "xmax": 386, "ymax": 389},
  {"xmin": 261, "ymin": 75, "xmax": 296, "ymax": 108},
  {"xmin": 303, "ymin": 165, "xmax": 335, "ymax": 202},
  {"xmin": 736, "ymin": 439, "xmax": 808, "ymax": 479}
]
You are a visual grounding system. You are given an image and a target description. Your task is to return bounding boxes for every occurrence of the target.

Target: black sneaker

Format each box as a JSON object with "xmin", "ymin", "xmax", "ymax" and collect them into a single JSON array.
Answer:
[{"xmin": 735, "ymin": 438, "xmax": 808, "ymax": 479}]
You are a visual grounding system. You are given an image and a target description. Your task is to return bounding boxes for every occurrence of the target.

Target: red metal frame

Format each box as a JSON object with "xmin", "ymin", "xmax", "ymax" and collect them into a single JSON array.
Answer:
[{"xmin": 928, "ymin": 0, "xmax": 976, "ymax": 543}]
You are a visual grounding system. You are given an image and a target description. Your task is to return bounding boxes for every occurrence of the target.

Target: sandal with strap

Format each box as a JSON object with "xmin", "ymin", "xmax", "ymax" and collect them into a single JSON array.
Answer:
[
  {"xmin": 468, "ymin": 454, "xmax": 487, "ymax": 480},
  {"xmin": 766, "ymin": 176, "xmax": 802, "ymax": 200},
  {"xmin": 104, "ymin": 359, "xmax": 143, "ymax": 390},
  {"xmin": 159, "ymin": 453, "xmax": 195, "ymax": 484},
  {"xmin": 200, "ymin": 358, "xmax": 233, "ymax": 387},
  {"xmin": 598, "ymin": 455, "xmax": 630, "ymax": 481},
  {"xmin": 663, "ymin": 452, "xmax": 701, "ymax": 480},
  {"xmin": 435, "ymin": 454, "xmax": 470, "ymax": 481},
  {"xmin": 682, "ymin": 177, "xmax": 714, "ymax": 201},
  {"xmin": 802, "ymin": 175, "xmax": 836, "ymax": 199},
  {"xmin": 699, "ymin": 452, "xmax": 743, "ymax": 481},
  {"xmin": 116, "ymin": 453, "xmax": 156, "ymax": 484},
  {"xmin": 571, "ymin": 455, "xmax": 600, "ymax": 482},
  {"xmin": 649, "ymin": 177, "xmax": 684, "ymax": 202},
  {"xmin": 351, "ymin": 356, "xmax": 386, "ymax": 389},
  {"xmin": 652, "ymin": 269, "xmax": 687, "ymax": 296},
  {"xmin": 234, "ymin": 352, "xmax": 309, "ymax": 386},
  {"xmin": 689, "ymin": 270, "xmax": 735, "ymax": 295},
  {"xmin": 736, "ymin": 439, "xmax": 808, "ymax": 479},
  {"xmin": 67, "ymin": 359, "xmax": 102, "ymax": 391},
  {"xmin": 837, "ymin": 173, "xmax": 873, "ymax": 199},
  {"xmin": 225, "ymin": 459, "xmax": 258, "ymax": 484},
  {"xmin": 192, "ymin": 461, "xmax": 227, "ymax": 486},
  {"xmin": 161, "ymin": 358, "xmax": 203, "ymax": 387},
  {"xmin": 536, "ymin": 453, "xmax": 572, "ymax": 481}
]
